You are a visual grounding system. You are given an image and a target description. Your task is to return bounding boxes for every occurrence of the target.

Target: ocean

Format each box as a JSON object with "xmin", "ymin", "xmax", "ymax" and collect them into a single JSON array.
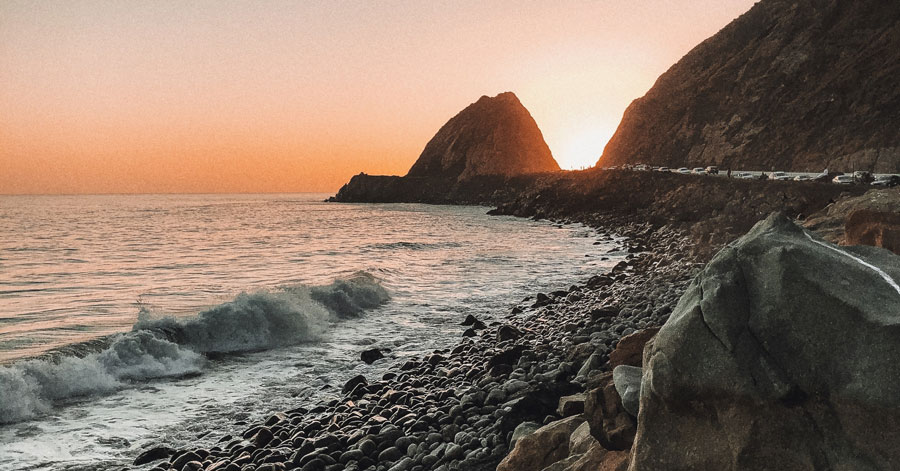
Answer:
[{"xmin": 0, "ymin": 194, "xmax": 622, "ymax": 470}]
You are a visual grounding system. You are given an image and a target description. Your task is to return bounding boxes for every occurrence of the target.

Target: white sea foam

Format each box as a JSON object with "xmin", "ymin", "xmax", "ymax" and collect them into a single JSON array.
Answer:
[
  {"xmin": 0, "ymin": 272, "xmax": 389, "ymax": 424},
  {"xmin": 0, "ymin": 333, "xmax": 202, "ymax": 423}
]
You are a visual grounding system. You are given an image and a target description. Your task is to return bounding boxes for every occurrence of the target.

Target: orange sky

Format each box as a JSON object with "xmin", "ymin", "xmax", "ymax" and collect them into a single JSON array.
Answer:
[{"xmin": 1, "ymin": 1, "xmax": 757, "ymax": 194}]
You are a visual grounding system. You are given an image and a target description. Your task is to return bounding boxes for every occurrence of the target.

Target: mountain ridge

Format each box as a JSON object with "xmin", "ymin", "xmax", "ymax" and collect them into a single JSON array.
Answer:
[{"xmin": 597, "ymin": 0, "xmax": 900, "ymax": 173}]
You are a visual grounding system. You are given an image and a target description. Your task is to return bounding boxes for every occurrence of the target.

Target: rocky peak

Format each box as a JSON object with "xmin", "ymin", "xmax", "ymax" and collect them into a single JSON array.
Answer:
[
  {"xmin": 407, "ymin": 92, "xmax": 559, "ymax": 181},
  {"xmin": 597, "ymin": 0, "xmax": 900, "ymax": 173}
]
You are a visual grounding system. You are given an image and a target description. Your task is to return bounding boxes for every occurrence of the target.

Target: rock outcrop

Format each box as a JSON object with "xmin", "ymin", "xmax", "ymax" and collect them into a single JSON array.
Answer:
[
  {"xmin": 488, "ymin": 169, "xmax": 867, "ymax": 258},
  {"xmin": 407, "ymin": 92, "xmax": 559, "ymax": 181},
  {"xmin": 804, "ymin": 188, "xmax": 900, "ymax": 254},
  {"xmin": 496, "ymin": 415, "xmax": 584, "ymax": 471},
  {"xmin": 584, "ymin": 372, "xmax": 636, "ymax": 452},
  {"xmin": 331, "ymin": 92, "xmax": 558, "ymax": 203},
  {"xmin": 598, "ymin": 0, "xmax": 900, "ymax": 173},
  {"xmin": 630, "ymin": 213, "xmax": 900, "ymax": 470}
]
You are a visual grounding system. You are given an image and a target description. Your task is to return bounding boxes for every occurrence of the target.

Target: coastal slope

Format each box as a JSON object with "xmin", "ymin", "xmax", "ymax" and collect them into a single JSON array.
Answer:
[{"xmin": 597, "ymin": 0, "xmax": 900, "ymax": 173}]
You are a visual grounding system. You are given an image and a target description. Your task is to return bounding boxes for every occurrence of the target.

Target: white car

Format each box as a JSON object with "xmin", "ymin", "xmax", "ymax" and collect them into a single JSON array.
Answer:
[
  {"xmin": 677, "ymin": 167, "xmax": 691, "ymax": 174},
  {"xmin": 832, "ymin": 175, "xmax": 854, "ymax": 184},
  {"xmin": 692, "ymin": 167, "xmax": 705, "ymax": 174},
  {"xmin": 657, "ymin": 167, "xmax": 670, "ymax": 172},
  {"xmin": 771, "ymin": 172, "xmax": 793, "ymax": 181},
  {"xmin": 794, "ymin": 175, "xmax": 812, "ymax": 181},
  {"xmin": 736, "ymin": 172, "xmax": 756, "ymax": 179}
]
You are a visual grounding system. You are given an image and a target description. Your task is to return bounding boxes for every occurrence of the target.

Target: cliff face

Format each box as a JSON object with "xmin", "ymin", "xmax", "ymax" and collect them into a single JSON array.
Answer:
[
  {"xmin": 407, "ymin": 92, "xmax": 559, "ymax": 180},
  {"xmin": 598, "ymin": 0, "xmax": 900, "ymax": 173}
]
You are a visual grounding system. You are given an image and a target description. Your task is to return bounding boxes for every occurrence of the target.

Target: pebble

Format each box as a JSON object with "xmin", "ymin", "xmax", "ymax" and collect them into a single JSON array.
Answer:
[{"xmin": 128, "ymin": 222, "xmax": 696, "ymax": 471}]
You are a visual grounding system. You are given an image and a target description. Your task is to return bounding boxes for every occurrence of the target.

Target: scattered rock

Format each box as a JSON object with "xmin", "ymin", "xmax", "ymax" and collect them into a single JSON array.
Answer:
[
  {"xmin": 607, "ymin": 327, "xmax": 659, "ymax": 368},
  {"xmin": 496, "ymin": 416, "xmax": 585, "ymax": 471},
  {"xmin": 460, "ymin": 314, "xmax": 479, "ymax": 326},
  {"xmin": 557, "ymin": 393, "xmax": 586, "ymax": 417},
  {"xmin": 360, "ymin": 348, "xmax": 384, "ymax": 364},
  {"xmin": 509, "ymin": 421, "xmax": 540, "ymax": 449},
  {"xmin": 133, "ymin": 446, "xmax": 175, "ymax": 466},
  {"xmin": 497, "ymin": 324, "xmax": 522, "ymax": 342},
  {"xmin": 584, "ymin": 372, "xmax": 636, "ymax": 451},
  {"xmin": 612, "ymin": 365, "xmax": 641, "ymax": 417},
  {"xmin": 342, "ymin": 375, "xmax": 367, "ymax": 395}
]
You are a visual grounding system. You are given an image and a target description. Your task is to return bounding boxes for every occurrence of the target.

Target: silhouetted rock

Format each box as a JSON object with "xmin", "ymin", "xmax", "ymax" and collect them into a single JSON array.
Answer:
[
  {"xmin": 407, "ymin": 92, "xmax": 559, "ymax": 181},
  {"xmin": 133, "ymin": 446, "xmax": 174, "ymax": 466},
  {"xmin": 330, "ymin": 92, "xmax": 558, "ymax": 203},
  {"xmin": 360, "ymin": 348, "xmax": 384, "ymax": 364},
  {"xmin": 598, "ymin": 0, "xmax": 900, "ymax": 173},
  {"xmin": 631, "ymin": 213, "xmax": 900, "ymax": 470},
  {"xmin": 342, "ymin": 375, "xmax": 367, "ymax": 394}
]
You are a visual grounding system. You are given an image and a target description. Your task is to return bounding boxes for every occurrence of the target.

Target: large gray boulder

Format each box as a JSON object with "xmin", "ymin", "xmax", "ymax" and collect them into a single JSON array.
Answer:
[{"xmin": 631, "ymin": 213, "xmax": 900, "ymax": 471}]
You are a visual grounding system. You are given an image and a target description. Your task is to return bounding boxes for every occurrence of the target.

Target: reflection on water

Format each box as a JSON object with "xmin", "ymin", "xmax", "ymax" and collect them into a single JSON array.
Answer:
[{"xmin": 0, "ymin": 193, "xmax": 623, "ymax": 470}]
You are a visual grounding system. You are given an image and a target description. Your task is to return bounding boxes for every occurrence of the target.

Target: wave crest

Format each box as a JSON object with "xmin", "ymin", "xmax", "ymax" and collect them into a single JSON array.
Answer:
[{"xmin": 0, "ymin": 272, "xmax": 389, "ymax": 424}]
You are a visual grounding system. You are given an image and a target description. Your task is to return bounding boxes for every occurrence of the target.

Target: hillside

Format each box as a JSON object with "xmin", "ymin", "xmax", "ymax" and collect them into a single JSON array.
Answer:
[{"xmin": 598, "ymin": 0, "xmax": 900, "ymax": 173}]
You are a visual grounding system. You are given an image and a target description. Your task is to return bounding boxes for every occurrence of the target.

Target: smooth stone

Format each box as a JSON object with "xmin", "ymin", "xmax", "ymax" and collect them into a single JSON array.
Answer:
[{"xmin": 612, "ymin": 366, "xmax": 642, "ymax": 417}]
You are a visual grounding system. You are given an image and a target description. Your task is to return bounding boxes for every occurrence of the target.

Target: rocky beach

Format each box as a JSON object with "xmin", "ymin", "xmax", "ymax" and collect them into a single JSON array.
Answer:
[
  {"xmin": 129, "ymin": 192, "xmax": 900, "ymax": 471},
  {"xmin": 127, "ymin": 1, "xmax": 900, "ymax": 465},
  {"xmin": 130, "ymin": 212, "xmax": 702, "ymax": 471}
]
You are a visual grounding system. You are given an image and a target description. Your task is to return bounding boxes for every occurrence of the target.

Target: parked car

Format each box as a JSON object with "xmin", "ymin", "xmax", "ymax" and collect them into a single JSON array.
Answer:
[
  {"xmin": 871, "ymin": 175, "xmax": 900, "ymax": 187},
  {"xmin": 691, "ymin": 167, "xmax": 705, "ymax": 174},
  {"xmin": 657, "ymin": 167, "xmax": 670, "ymax": 172},
  {"xmin": 794, "ymin": 175, "xmax": 812, "ymax": 181},
  {"xmin": 771, "ymin": 171, "xmax": 793, "ymax": 181},
  {"xmin": 677, "ymin": 167, "xmax": 691, "ymax": 174},
  {"xmin": 832, "ymin": 175, "xmax": 854, "ymax": 184},
  {"xmin": 635, "ymin": 164, "xmax": 650, "ymax": 171},
  {"xmin": 705, "ymin": 166, "xmax": 719, "ymax": 175},
  {"xmin": 736, "ymin": 172, "xmax": 756, "ymax": 179}
]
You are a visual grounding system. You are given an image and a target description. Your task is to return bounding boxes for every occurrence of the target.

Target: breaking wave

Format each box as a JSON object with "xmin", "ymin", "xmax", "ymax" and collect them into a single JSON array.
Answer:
[{"xmin": 0, "ymin": 272, "xmax": 389, "ymax": 424}]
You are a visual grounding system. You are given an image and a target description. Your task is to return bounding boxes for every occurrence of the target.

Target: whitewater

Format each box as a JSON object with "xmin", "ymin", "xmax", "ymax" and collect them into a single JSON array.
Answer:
[{"xmin": 0, "ymin": 194, "xmax": 622, "ymax": 470}]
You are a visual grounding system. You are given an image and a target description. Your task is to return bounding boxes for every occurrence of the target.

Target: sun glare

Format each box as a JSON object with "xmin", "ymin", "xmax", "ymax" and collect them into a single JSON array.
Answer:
[{"xmin": 553, "ymin": 125, "xmax": 616, "ymax": 171}]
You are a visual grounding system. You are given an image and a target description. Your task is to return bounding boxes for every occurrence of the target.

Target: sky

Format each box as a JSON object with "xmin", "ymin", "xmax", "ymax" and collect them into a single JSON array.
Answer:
[{"xmin": 0, "ymin": 0, "xmax": 758, "ymax": 194}]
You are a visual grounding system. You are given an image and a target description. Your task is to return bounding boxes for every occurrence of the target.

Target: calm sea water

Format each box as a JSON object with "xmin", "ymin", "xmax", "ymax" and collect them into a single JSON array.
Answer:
[{"xmin": 0, "ymin": 194, "xmax": 622, "ymax": 470}]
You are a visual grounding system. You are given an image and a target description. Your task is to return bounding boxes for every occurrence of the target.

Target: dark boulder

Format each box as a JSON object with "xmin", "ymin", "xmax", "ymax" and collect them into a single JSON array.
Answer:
[
  {"xmin": 360, "ymin": 348, "xmax": 384, "ymax": 364},
  {"xmin": 133, "ymin": 446, "xmax": 175, "ymax": 466},
  {"xmin": 497, "ymin": 324, "xmax": 522, "ymax": 342},
  {"xmin": 342, "ymin": 375, "xmax": 368, "ymax": 395},
  {"xmin": 584, "ymin": 372, "xmax": 636, "ymax": 451},
  {"xmin": 631, "ymin": 213, "xmax": 900, "ymax": 470}
]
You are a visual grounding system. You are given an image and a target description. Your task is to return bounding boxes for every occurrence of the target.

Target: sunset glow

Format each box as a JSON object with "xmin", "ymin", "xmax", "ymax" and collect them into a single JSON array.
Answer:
[{"xmin": 1, "ymin": 0, "xmax": 758, "ymax": 194}]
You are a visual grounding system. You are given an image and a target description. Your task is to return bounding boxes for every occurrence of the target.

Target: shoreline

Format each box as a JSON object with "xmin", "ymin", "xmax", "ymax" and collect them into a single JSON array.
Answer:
[{"xmin": 131, "ymin": 216, "xmax": 701, "ymax": 471}]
